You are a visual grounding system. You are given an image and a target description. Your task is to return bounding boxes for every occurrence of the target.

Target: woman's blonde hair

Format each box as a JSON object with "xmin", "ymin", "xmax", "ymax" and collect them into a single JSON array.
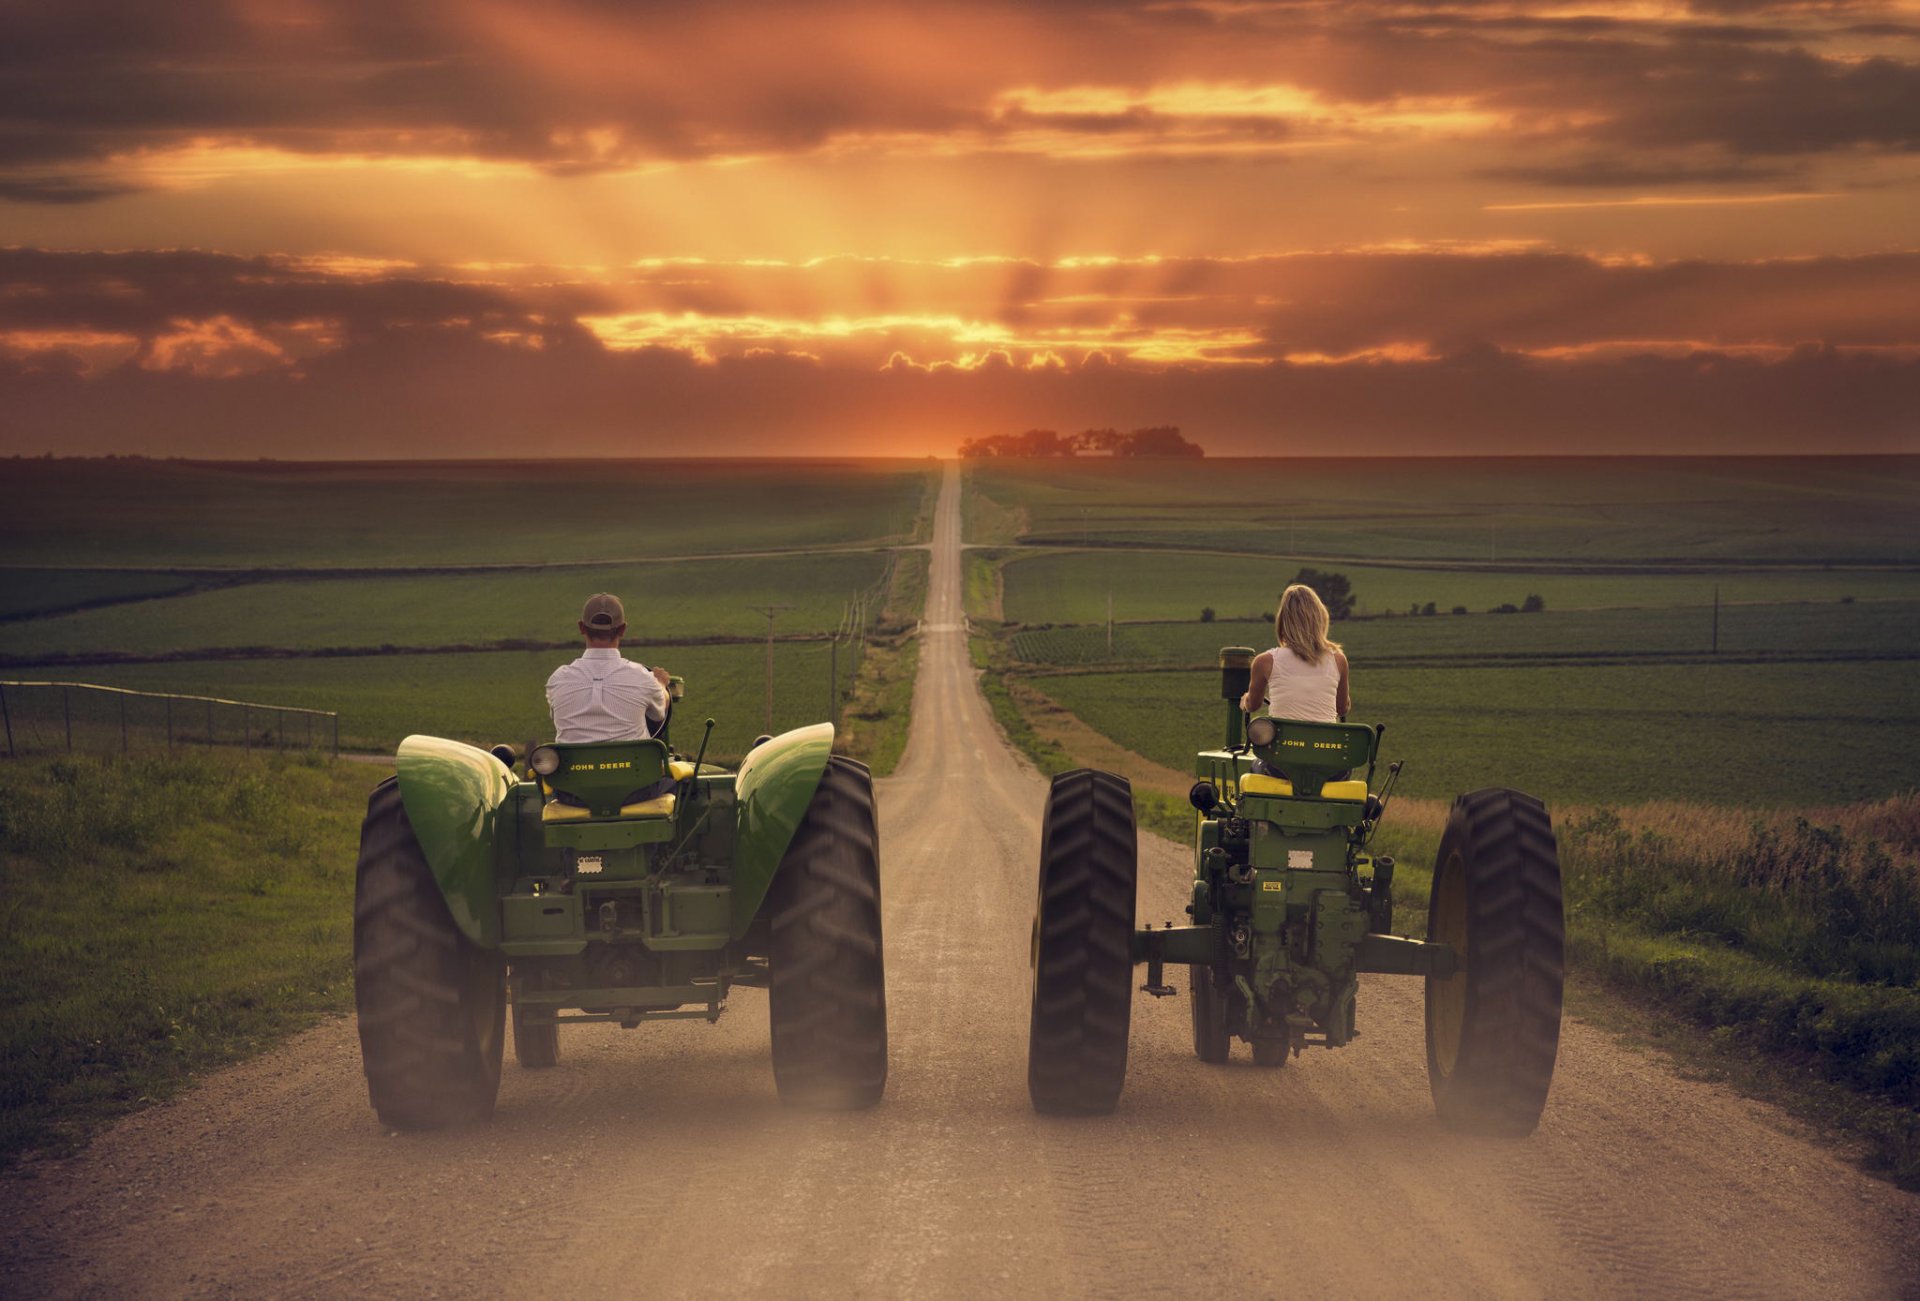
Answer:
[{"xmin": 1275, "ymin": 584, "xmax": 1339, "ymax": 665}]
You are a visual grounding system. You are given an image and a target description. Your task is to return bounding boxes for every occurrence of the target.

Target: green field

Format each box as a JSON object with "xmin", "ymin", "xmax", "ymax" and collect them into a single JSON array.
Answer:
[
  {"xmin": 0, "ymin": 458, "xmax": 935, "ymax": 567},
  {"xmin": 1027, "ymin": 660, "xmax": 1920, "ymax": 807},
  {"xmin": 1007, "ymin": 601, "xmax": 1920, "ymax": 667},
  {"xmin": 17, "ymin": 642, "xmax": 846, "ymax": 763},
  {"xmin": 966, "ymin": 456, "xmax": 1920, "ymax": 562},
  {"xmin": 0, "ymin": 569, "xmax": 200, "ymax": 619},
  {"xmin": 0, "ymin": 460, "xmax": 933, "ymax": 769},
  {"xmin": 997, "ymin": 549, "xmax": 1920, "ymax": 626},
  {"xmin": 969, "ymin": 457, "xmax": 1920, "ymax": 811},
  {"xmin": 0, "ymin": 750, "xmax": 372, "ymax": 1165},
  {"xmin": 0, "ymin": 551, "xmax": 893, "ymax": 659}
]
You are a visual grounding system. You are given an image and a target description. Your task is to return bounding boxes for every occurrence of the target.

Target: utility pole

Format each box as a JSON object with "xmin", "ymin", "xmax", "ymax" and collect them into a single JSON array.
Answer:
[{"xmin": 747, "ymin": 604, "xmax": 792, "ymax": 732}]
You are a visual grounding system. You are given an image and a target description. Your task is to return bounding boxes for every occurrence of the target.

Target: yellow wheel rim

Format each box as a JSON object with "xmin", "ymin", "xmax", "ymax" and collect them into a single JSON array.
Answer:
[{"xmin": 1429, "ymin": 850, "xmax": 1468, "ymax": 1078}]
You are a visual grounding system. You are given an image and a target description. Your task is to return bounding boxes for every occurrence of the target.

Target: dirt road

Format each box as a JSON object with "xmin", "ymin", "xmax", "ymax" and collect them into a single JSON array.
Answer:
[{"xmin": 5, "ymin": 465, "xmax": 1917, "ymax": 1299}]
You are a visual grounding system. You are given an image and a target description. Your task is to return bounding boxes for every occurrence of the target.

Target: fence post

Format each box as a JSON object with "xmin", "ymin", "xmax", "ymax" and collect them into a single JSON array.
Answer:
[
  {"xmin": 829, "ymin": 635, "xmax": 839, "ymax": 730},
  {"xmin": 332, "ymin": 714, "xmax": 339, "ymax": 760},
  {"xmin": 244, "ymin": 706, "xmax": 251, "ymax": 753},
  {"xmin": 207, "ymin": 699, "xmax": 215, "ymax": 749},
  {"xmin": 64, "ymin": 686, "xmax": 72, "ymax": 753},
  {"xmin": 120, "ymin": 693, "xmax": 129, "ymax": 753},
  {"xmin": 0, "ymin": 683, "xmax": 12, "ymax": 759},
  {"xmin": 166, "ymin": 696, "xmax": 173, "ymax": 750}
]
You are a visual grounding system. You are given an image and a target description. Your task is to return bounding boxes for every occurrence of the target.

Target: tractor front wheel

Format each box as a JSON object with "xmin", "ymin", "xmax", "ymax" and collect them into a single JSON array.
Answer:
[
  {"xmin": 768, "ymin": 756, "xmax": 888, "ymax": 1109},
  {"xmin": 1190, "ymin": 964, "xmax": 1230, "ymax": 1064},
  {"xmin": 354, "ymin": 778, "xmax": 505, "ymax": 1130},
  {"xmin": 1425, "ymin": 788, "xmax": 1565, "ymax": 1136},
  {"xmin": 1028, "ymin": 769, "xmax": 1138, "ymax": 1114}
]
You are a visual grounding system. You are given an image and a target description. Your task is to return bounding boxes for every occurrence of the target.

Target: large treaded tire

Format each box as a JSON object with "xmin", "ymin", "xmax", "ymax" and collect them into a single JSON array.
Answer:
[
  {"xmin": 1190, "ymin": 963, "xmax": 1230, "ymax": 1064},
  {"xmin": 354, "ymin": 778, "xmax": 505, "ymax": 1130},
  {"xmin": 1425, "ymin": 788, "xmax": 1565, "ymax": 1136},
  {"xmin": 1028, "ymin": 769, "xmax": 1138, "ymax": 1115},
  {"xmin": 768, "ymin": 756, "xmax": 888, "ymax": 1109},
  {"xmin": 511, "ymin": 968, "xmax": 560, "ymax": 1069}
]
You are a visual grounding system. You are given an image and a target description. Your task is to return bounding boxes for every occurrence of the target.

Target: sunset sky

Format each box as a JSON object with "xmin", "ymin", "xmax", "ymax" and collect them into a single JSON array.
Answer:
[{"xmin": 2, "ymin": 0, "xmax": 1917, "ymax": 456}]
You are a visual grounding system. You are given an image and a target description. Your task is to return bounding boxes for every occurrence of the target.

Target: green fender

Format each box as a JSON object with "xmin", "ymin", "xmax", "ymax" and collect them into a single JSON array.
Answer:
[
  {"xmin": 394, "ymin": 734, "xmax": 514, "ymax": 948},
  {"xmin": 730, "ymin": 722, "xmax": 835, "ymax": 937}
]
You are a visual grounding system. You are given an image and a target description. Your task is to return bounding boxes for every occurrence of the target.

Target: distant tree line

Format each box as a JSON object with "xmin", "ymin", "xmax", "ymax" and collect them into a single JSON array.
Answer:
[
  {"xmin": 1207, "ymin": 571, "xmax": 1551, "ymax": 623},
  {"xmin": 958, "ymin": 426, "xmax": 1205, "ymax": 459}
]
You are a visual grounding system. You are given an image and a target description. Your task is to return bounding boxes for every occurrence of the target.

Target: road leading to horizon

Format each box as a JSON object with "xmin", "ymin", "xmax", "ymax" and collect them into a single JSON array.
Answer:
[{"xmin": 4, "ymin": 464, "xmax": 1917, "ymax": 1299}]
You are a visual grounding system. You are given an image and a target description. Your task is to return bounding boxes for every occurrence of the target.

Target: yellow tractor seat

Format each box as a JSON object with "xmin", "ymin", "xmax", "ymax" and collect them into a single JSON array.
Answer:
[
  {"xmin": 541, "ymin": 793, "xmax": 678, "ymax": 824},
  {"xmin": 668, "ymin": 759, "xmax": 697, "ymax": 782}
]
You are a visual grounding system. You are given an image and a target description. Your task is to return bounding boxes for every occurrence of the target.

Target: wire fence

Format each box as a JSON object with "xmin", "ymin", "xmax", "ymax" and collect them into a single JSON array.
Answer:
[
  {"xmin": 0, "ymin": 681, "xmax": 339, "ymax": 760},
  {"xmin": 825, "ymin": 551, "xmax": 901, "ymax": 728}
]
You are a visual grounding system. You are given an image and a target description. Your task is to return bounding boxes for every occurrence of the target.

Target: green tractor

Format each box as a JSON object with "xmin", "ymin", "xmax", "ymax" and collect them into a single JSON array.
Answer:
[
  {"xmin": 1027, "ymin": 647, "xmax": 1564, "ymax": 1134},
  {"xmin": 352, "ymin": 684, "xmax": 886, "ymax": 1129}
]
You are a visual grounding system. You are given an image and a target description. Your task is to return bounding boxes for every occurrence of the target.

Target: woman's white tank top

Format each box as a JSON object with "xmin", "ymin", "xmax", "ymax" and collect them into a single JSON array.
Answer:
[{"xmin": 1264, "ymin": 645, "xmax": 1340, "ymax": 722}]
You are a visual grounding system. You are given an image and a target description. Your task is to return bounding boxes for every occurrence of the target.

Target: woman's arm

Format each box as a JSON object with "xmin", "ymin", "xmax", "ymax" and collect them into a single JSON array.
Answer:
[
  {"xmin": 1334, "ymin": 649, "xmax": 1351, "ymax": 720},
  {"xmin": 1241, "ymin": 650, "xmax": 1272, "ymax": 713}
]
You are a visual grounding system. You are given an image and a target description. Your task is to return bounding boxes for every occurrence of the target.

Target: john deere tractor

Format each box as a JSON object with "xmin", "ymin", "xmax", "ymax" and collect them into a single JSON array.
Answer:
[
  {"xmin": 352, "ymin": 684, "xmax": 886, "ymax": 1129},
  {"xmin": 1027, "ymin": 646, "xmax": 1563, "ymax": 1134}
]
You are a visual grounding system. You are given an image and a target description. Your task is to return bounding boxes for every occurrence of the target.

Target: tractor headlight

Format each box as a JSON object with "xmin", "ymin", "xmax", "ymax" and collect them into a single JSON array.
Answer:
[
  {"xmin": 529, "ymin": 745, "xmax": 562, "ymax": 776},
  {"xmin": 1247, "ymin": 717, "xmax": 1279, "ymax": 748}
]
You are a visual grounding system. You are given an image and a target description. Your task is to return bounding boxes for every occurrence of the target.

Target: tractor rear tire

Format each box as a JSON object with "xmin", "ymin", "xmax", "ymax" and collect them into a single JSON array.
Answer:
[
  {"xmin": 1190, "ymin": 964, "xmax": 1231, "ymax": 1064},
  {"xmin": 1028, "ymin": 769, "xmax": 1137, "ymax": 1115},
  {"xmin": 354, "ymin": 778, "xmax": 505, "ymax": 1130},
  {"xmin": 1425, "ymin": 788, "xmax": 1564, "ymax": 1136},
  {"xmin": 512, "ymin": 969, "xmax": 560, "ymax": 1069},
  {"xmin": 768, "ymin": 756, "xmax": 888, "ymax": 1110}
]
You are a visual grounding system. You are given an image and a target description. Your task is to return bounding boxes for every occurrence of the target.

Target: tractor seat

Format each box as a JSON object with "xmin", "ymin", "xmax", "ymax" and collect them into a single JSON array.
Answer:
[
  {"xmin": 1241, "ymin": 774, "xmax": 1369, "ymax": 801},
  {"xmin": 542, "ymin": 792, "xmax": 677, "ymax": 823}
]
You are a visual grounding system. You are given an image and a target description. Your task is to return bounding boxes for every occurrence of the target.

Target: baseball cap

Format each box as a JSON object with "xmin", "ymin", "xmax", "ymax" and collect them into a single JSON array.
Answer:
[{"xmin": 582, "ymin": 592, "xmax": 626, "ymax": 629}]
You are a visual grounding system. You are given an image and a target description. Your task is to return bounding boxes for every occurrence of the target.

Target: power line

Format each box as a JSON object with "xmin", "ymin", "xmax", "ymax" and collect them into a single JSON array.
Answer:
[{"xmin": 746, "ymin": 604, "xmax": 794, "ymax": 731}]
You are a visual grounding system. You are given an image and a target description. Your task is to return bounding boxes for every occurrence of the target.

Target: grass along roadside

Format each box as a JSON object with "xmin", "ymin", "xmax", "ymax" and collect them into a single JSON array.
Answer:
[
  {"xmin": 0, "ymin": 750, "xmax": 381, "ymax": 1168},
  {"xmin": 832, "ymin": 549, "xmax": 930, "ymax": 777},
  {"xmin": 979, "ymin": 664, "xmax": 1920, "ymax": 1188}
]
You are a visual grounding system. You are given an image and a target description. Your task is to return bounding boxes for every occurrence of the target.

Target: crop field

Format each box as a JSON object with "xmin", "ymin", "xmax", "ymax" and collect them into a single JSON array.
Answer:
[
  {"xmin": 0, "ymin": 459, "xmax": 936, "ymax": 769},
  {"xmin": 1027, "ymin": 659, "xmax": 1920, "ymax": 808},
  {"xmin": 0, "ymin": 551, "xmax": 892, "ymax": 660},
  {"xmin": 967, "ymin": 456, "xmax": 1920, "ymax": 814},
  {"xmin": 997, "ymin": 550, "xmax": 1920, "ymax": 626},
  {"xmin": 20, "ymin": 642, "xmax": 842, "ymax": 763},
  {"xmin": 0, "ymin": 458, "xmax": 933, "ymax": 567},
  {"xmin": 966, "ymin": 456, "xmax": 1920, "ymax": 562},
  {"xmin": 1007, "ymin": 601, "xmax": 1920, "ymax": 668},
  {"xmin": 0, "ymin": 569, "xmax": 200, "ymax": 620}
]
